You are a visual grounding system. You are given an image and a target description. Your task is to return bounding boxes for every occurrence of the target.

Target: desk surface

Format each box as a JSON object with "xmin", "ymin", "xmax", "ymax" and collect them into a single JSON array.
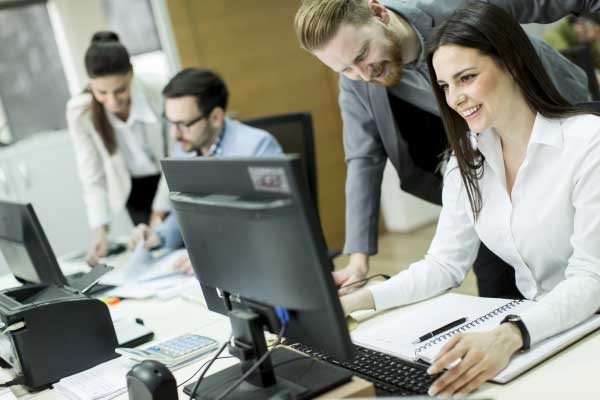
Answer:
[
  {"xmin": 2, "ymin": 271, "xmax": 598, "ymax": 399},
  {"xmin": 0, "ymin": 272, "xmax": 372, "ymax": 399}
]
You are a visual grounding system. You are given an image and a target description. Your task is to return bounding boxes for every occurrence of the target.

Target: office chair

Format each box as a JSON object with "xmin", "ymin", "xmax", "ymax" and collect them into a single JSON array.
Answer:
[
  {"xmin": 243, "ymin": 112, "xmax": 341, "ymax": 260},
  {"xmin": 561, "ymin": 44, "xmax": 600, "ymax": 101}
]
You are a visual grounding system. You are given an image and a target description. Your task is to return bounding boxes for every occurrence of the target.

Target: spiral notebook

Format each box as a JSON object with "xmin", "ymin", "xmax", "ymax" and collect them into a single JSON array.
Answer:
[{"xmin": 352, "ymin": 293, "xmax": 600, "ymax": 383}]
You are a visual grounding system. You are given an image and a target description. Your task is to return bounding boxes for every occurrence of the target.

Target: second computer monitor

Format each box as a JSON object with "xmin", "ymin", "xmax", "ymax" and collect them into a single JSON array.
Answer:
[
  {"xmin": 161, "ymin": 156, "xmax": 354, "ymax": 361},
  {"xmin": 0, "ymin": 200, "xmax": 67, "ymax": 286}
]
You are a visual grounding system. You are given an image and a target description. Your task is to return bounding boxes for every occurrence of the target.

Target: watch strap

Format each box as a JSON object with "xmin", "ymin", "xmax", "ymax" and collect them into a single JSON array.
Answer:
[{"xmin": 502, "ymin": 314, "xmax": 530, "ymax": 351}]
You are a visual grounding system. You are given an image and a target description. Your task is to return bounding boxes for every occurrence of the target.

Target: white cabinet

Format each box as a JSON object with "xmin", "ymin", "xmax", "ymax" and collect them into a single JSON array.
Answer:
[
  {"xmin": 380, "ymin": 160, "xmax": 441, "ymax": 233},
  {"xmin": 0, "ymin": 131, "xmax": 132, "ymax": 258}
]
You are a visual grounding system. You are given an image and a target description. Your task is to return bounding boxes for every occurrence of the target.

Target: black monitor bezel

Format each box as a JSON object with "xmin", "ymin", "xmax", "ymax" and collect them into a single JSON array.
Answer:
[{"xmin": 0, "ymin": 200, "xmax": 67, "ymax": 285}]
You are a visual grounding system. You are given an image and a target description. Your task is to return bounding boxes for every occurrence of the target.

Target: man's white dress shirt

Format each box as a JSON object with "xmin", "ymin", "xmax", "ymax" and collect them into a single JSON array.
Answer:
[{"xmin": 370, "ymin": 113, "xmax": 600, "ymax": 346}]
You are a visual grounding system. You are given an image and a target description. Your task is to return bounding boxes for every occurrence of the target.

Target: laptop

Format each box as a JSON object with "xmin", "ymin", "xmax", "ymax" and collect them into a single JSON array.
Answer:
[{"xmin": 0, "ymin": 200, "xmax": 114, "ymax": 295}]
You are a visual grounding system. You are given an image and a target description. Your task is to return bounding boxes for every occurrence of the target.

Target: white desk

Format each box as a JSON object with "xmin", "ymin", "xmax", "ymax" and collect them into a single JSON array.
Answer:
[
  {"xmin": 0, "ymin": 273, "xmax": 371, "ymax": 399},
  {"xmin": 1, "ymin": 268, "xmax": 597, "ymax": 399}
]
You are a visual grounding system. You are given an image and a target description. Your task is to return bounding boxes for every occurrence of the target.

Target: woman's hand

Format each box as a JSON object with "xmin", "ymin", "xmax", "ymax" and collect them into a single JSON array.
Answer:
[
  {"xmin": 87, "ymin": 225, "xmax": 108, "ymax": 265},
  {"xmin": 427, "ymin": 323, "xmax": 523, "ymax": 397},
  {"xmin": 339, "ymin": 287, "xmax": 375, "ymax": 316}
]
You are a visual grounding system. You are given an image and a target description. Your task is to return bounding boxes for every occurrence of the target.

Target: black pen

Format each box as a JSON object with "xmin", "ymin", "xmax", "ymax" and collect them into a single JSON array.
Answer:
[{"xmin": 412, "ymin": 317, "xmax": 468, "ymax": 344}]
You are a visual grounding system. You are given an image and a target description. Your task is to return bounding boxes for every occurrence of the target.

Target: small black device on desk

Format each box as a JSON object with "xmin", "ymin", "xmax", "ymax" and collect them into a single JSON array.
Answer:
[
  {"xmin": 0, "ymin": 200, "xmax": 121, "ymax": 390},
  {"xmin": 127, "ymin": 360, "xmax": 178, "ymax": 400},
  {"xmin": 0, "ymin": 283, "xmax": 119, "ymax": 390}
]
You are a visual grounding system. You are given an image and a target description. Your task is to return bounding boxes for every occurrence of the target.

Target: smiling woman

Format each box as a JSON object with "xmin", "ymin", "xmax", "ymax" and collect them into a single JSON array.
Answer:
[
  {"xmin": 339, "ymin": 1, "xmax": 600, "ymax": 397},
  {"xmin": 66, "ymin": 31, "xmax": 169, "ymax": 266},
  {"xmin": 425, "ymin": 2, "xmax": 599, "ymax": 218},
  {"xmin": 414, "ymin": 2, "xmax": 600, "ymax": 395}
]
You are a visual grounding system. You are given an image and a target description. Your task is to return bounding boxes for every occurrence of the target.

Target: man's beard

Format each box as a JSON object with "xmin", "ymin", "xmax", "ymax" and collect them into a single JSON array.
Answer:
[
  {"xmin": 192, "ymin": 123, "xmax": 220, "ymax": 155},
  {"xmin": 371, "ymin": 27, "xmax": 405, "ymax": 87}
]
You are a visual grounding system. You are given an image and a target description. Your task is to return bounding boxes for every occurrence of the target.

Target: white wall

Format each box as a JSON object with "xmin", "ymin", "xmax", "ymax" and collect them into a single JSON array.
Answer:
[
  {"xmin": 48, "ymin": 0, "xmax": 178, "ymax": 96},
  {"xmin": 49, "ymin": 0, "xmax": 107, "ymax": 95}
]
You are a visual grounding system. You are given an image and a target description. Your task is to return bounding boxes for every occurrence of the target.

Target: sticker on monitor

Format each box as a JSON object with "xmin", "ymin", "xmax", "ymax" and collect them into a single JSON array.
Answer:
[{"xmin": 248, "ymin": 167, "xmax": 290, "ymax": 194}]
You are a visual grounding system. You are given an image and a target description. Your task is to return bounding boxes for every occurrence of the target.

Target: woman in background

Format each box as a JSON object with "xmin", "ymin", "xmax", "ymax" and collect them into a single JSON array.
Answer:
[
  {"xmin": 340, "ymin": 2, "xmax": 600, "ymax": 396},
  {"xmin": 67, "ymin": 31, "xmax": 169, "ymax": 265}
]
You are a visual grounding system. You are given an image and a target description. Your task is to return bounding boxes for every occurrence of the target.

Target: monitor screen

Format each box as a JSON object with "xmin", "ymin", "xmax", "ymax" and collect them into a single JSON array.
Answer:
[
  {"xmin": 0, "ymin": 200, "xmax": 66, "ymax": 285},
  {"xmin": 161, "ymin": 156, "xmax": 354, "ymax": 360}
]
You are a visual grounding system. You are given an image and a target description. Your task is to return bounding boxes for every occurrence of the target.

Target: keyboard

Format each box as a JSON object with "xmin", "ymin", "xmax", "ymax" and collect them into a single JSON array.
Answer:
[{"xmin": 289, "ymin": 342, "xmax": 441, "ymax": 396}]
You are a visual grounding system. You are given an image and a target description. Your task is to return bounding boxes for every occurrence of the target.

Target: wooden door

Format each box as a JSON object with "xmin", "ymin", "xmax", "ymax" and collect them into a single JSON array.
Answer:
[{"xmin": 165, "ymin": 0, "xmax": 347, "ymax": 248}]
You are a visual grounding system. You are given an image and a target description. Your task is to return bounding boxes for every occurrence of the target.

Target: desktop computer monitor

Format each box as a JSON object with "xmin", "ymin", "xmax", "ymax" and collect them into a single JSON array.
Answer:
[
  {"xmin": 161, "ymin": 156, "xmax": 355, "ymax": 399},
  {"xmin": 0, "ymin": 200, "xmax": 67, "ymax": 285},
  {"xmin": 0, "ymin": 200, "xmax": 112, "ymax": 295}
]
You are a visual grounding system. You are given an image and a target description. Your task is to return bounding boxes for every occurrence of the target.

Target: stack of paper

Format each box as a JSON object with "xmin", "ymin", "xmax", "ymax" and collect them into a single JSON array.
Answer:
[
  {"xmin": 53, "ymin": 357, "xmax": 136, "ymax": 400},
  {"xmin": 101, "ymin": 244, "xmax": 185, "ymax": 286},
  {"xmin": 100, "ymin": 245, "xmax": 199, "ymax": 300}
]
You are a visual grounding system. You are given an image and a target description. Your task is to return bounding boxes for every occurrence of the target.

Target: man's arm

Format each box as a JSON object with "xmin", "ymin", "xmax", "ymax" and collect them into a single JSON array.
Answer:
[
  {"xmin": 531, "ymin": 36, "xmax": 591, "ymax": 103},
  {"xmin": 339, "ymin": 77, "xmax": 387, "ymax": 256},
  {"xmin": 414, "ymin": 0, "xmax": 595, "ymax": 101},
  {"xmin": 154, "ymin": 213, "xmax": 185, "ymax": 250},
  {"xmin": 485, "ymin": 0, "xmax": 600, "ymax": 24},
  {"xmin": 413, "ymin": 0, "xmax": 599, "ymax": 26}
]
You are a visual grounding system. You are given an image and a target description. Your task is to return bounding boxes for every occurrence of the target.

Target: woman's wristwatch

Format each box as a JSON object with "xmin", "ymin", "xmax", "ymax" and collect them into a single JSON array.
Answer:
[{"xmin": 501, "ymin": 314, "xmax": 530, "ymax": 350}]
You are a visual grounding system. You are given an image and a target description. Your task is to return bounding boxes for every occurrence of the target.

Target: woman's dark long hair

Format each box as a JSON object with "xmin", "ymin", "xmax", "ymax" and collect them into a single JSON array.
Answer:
[
  {"xmin": 84, "ymin": 31, "xmax": 132, "ymax": 155},
  {"xmin": 426, "ymin": 1, "xmax": 598, "ymax": 218}
]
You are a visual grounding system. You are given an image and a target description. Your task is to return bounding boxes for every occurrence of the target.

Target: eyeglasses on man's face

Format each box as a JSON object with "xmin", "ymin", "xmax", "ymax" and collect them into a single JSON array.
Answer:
[{"xmin": 162, "ymin": 113, "xmax": 206, "ymax": 132}]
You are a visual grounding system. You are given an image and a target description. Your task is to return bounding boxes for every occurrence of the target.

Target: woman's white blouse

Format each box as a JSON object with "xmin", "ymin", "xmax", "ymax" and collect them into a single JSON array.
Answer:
[
  {"xmin": 369, "ymin": 113, "xmax": 600, "ymax": 346},
  {"xmin": 106, "ymin": 82, "xmax": 160, "ymax": 177}
]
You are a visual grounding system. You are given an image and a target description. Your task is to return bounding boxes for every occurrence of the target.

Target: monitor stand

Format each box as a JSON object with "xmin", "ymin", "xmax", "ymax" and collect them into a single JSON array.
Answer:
[{"xmin": 183, "ymin": 309, "xmax": 353, "ymax": 400}]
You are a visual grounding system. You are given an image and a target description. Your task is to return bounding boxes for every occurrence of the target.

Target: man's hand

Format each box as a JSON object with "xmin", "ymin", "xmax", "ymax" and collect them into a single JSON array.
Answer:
[
  {"xmin": 148, "ymin": 211, "xmax": 167, "ymax": 228},
  {"xmin": 427, "ymin": 323, "xmax": 523, "ymax": 397},
  {"xmin": 172, "ymin": 251, "xmax": 194, "ymax": 275},
  {"xmin": 87, "ymin": 225, "xmax": 108, "ymax": 266},
  {"xmin": 333, "ymin": 253, "xmax": 369, "ymax": 295},
  {"xmin": 128, "ymin": 224, "xmax": 162, "ymax": 251}
]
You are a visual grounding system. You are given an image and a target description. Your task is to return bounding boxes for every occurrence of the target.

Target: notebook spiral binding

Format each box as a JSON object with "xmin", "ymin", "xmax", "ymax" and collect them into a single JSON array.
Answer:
[{"xmin": 414, "ymin": 299, "xmax": 524, "ymax": 355}]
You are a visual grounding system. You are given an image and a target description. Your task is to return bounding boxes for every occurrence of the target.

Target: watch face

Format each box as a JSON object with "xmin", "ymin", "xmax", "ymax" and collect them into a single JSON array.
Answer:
[{"xmin": 504, "ymin": 314, "xmax": 521, "ymax": 323}]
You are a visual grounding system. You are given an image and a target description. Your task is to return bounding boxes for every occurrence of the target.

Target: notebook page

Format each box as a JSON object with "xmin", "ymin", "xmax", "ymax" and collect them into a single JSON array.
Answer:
[
  {"xmin": 352, "ymin": 293, "xmax": 514, "ymax": 361},
  {"xmin": 415, "ymin": 298, "xmax": 531, "ymax": 363}
]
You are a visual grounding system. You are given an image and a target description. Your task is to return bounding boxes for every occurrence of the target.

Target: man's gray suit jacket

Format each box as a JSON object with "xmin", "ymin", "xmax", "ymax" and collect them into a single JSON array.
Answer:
[{"xmin": 341, "ymin": 0, "xmax": 600, "ymax": 255}]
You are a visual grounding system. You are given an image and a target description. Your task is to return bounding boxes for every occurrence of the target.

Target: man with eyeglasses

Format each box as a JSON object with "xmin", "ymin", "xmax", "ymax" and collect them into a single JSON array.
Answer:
[{"xmin": 128, "ymin": 68, "xmax": 282, "ymax": 269}]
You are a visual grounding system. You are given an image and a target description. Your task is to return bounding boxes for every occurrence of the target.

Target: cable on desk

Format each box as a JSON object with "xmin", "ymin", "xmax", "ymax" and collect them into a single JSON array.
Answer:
[
  {"xmin": 187, "ymin": 333, "xmax": 233, "ymax": 400},
  {"xmin": 0, "ymin": 375, "xmax": 24, "ymax": 388},
  {"xmin": 178, "ymin": 356, "xmax": 234, "ymax": 388},
  {"xmin": 337, "ymin": 273, "xmax": 391, "ymax": 290},
  {"xmin": 213, "ymin": 324, "xmax": 287, "ymax": 400}
]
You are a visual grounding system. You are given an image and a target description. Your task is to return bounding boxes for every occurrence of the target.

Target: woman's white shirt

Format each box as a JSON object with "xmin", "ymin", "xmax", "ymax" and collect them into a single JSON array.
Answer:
[
  {"xmin": 66, "ymin": 76, "xmax": 170, "ymax": 229},
  {"xmin": 106, "ymin": 81, "xmax": 160, "ymax": 177},
  {"xmin": 369, "ymin": 113, "xmax": 600, "ymax": 346}
]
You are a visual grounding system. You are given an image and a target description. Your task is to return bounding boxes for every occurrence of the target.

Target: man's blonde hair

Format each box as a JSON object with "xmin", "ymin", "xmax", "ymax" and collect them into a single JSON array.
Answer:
[{"xmin": 294, "ymin": 0, "xmax": 372, "ymax": 51}]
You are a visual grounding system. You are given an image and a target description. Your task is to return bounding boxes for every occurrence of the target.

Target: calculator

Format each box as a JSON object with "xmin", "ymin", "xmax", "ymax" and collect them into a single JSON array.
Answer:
[{"xmin": 116, "ymin": 334, "xmax": 218, "ymax": 366}]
